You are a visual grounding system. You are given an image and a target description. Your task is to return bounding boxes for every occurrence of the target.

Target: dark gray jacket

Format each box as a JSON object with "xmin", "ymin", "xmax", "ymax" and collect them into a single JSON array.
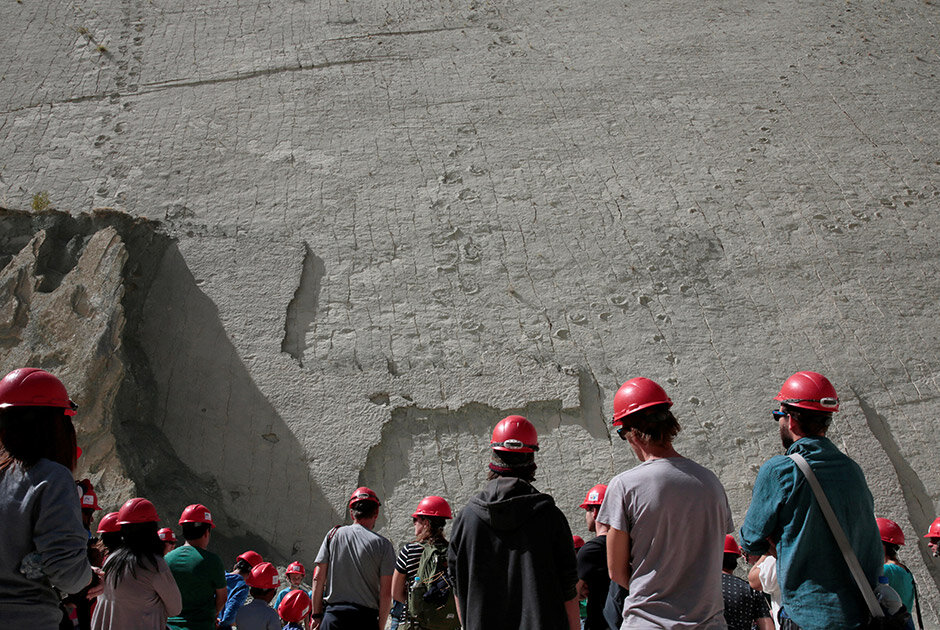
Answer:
[{"xmin": 448, "ymin": 477, "xmax": 577, "ymax": 630}]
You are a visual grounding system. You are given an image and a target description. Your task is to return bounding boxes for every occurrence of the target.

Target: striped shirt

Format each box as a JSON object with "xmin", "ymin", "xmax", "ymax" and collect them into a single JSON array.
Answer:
[{"xmin": 395, "ymin": 542, "xmax": 423, "ymax": 579}]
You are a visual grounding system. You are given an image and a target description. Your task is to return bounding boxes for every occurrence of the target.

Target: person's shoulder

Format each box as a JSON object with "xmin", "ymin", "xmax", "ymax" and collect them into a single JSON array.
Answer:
[
  {"xmin": 198, "ymin": 547, "xmax": 223, "ymax": 563},
  {"xmin": 27, "ymin": 458, "xmax": 75, "ymax": 489},
  {"xmin": 754, "ymin": 453, "xmax": 792, "ymax": 478}
]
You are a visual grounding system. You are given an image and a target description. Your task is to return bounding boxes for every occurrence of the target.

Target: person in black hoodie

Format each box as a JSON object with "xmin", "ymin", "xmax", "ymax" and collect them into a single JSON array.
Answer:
[{"xmin": 448, "ymin": 415, "xmax": 579, "ymax": 630}]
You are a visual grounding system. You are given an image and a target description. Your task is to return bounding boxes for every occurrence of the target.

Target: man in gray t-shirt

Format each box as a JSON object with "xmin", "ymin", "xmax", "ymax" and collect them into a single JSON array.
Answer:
[
  {"xmin": 597, "ymin": 377, "xmax": 733, "ymax": 629},
  {"xmin": 311, "ymin": 487, "xmax": 395, "ymax": 630}
]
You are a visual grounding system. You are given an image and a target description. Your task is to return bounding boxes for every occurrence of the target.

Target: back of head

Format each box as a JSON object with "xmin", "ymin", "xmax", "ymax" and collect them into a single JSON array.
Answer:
[
  {"xmin": 782, "ymin": 404, "xmax": 832, "ymax": 437},
  {"xmin": 106, "ymin": 522, "xmax": 162, "ymax": 588},
  {"xmin": 0, "ymin": 368, "xmax": 78, "ymax": 473},
  {"xmin": 181, "ymin": 522, "xmax": 211, "ymax": 541},
  {"xmin": 0, "ymin": 406, "xmax": 77, "ymax": 472},
  {"xmin": 350, "ymin": 500, "xmax": 379, "ymax": 520},
  {"xmin": 348, "ymin": 487, "xmax": 381, "ymax": 521},
  {"xmin": 775, "ymin": 371, "xmax": 839, "ymax": 436},
  {"xmin": 488, "ymin": 415, "xmax": 539, "ymax": 481},
  {"xmin": 486, "ymin": 449, "xmax": 537, "ymax": 482},
  {"xmin": 624, "ymin": 405, "xmax": 681, "ymax": 445}
]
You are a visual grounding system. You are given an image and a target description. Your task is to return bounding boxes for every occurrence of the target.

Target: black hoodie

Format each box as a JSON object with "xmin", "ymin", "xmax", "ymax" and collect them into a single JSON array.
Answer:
[{"xmin": 448, "ymin": 477, "xmax": 577, "ymax": 630}]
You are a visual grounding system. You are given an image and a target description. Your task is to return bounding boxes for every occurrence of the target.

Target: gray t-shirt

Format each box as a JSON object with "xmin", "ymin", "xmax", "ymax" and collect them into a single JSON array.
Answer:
[
  {"xmin": 597, "ymin": 456, "xmax": 733, "ymax": 629},
  {"xmin": 314, "ymin": 523, "xmax": 395, "ymax": 610}
]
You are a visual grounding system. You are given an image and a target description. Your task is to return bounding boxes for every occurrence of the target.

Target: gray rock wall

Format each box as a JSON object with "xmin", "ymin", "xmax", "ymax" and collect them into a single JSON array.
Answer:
[{"xmin": 1, "ymin": 0, "xmax": 938, "ymax": 619}]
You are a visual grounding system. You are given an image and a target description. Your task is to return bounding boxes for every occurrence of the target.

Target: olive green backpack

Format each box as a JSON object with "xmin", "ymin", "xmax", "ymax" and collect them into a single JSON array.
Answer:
[{"xmin": 405, "ymin": 541, "xmax": 460, "ymax": 630}]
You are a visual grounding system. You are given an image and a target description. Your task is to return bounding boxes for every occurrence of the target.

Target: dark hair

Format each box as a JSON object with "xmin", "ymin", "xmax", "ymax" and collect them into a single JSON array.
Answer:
[
  {"xmin": 351, "ymin": 500, "xmax": 379, "ymax": 520},
  {"xmin": 233, "ymin": 559, "xmax": 252, "ymax": 574},
  {"xmin": 105, "ymin": 522, "xmax": 163, "ymax": 588},
  {"xmin": 99, "ymin": 532, "xmax": 123, "ymax": 555},
  {"xmin": 181, "ymin": 522, "xmax": 211, "ymax": 541},
  {"xmin": 415, "ymin": 515, "xmax": 448, "ymax": 546},
  {"xmin": 0, "ymin": 406, "xmax": 77, "ymax": 473},
  {"xmin": 722, "ymin": 552, "xmax": 739, "ymax": 572},
  {"xmin": 783, "ymin": 404, "xmax": 831, "ymax": 436},
  {"xmin": 883, "ymin": 542, "xmax": 900, "ymax": 562},
  {"xmin": 250, "ymin": 586, "xmax": 276, "ymax": 599},
  {"xmin": 486, "ymin": 450, "xmax": 537, "ymax": 482},
  {"xmin": 623, "ymin": 405, "xmax": 680, "ymax": 445}
]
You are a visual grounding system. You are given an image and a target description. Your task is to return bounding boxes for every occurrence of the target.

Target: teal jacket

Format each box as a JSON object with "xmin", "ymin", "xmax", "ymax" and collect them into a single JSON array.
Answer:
[{"xmin": 740, "ymin": 436, "xmax": 882, "ymax": 630}]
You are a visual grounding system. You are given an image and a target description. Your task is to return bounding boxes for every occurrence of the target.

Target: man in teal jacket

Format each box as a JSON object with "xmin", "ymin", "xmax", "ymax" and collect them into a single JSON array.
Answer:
[{"xmin": 740, "ymin": 371, "xmax": 882, "ymax": 630}]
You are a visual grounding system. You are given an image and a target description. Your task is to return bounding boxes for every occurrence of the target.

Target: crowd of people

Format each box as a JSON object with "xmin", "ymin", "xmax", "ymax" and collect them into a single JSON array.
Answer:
[{"xmin": 0, "ymin": 366, "xmax": 937, "ymax": 630}]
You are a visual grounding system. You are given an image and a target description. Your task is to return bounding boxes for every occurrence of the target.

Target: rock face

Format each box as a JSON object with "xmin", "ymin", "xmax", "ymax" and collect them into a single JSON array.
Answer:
[{"xmin": 1, "ymin": 0, "xmax": 939, "ymax": 622}]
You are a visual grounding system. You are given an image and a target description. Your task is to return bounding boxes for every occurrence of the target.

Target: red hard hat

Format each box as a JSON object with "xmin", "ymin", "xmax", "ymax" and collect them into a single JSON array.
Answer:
[
  {"xmin": 579, "ymin": 484, "xmax": 607, "ymax": 509},
  {"xmin": 774, "ymin": 371, "xmax": 839, "ymax": 412},
  {"xmin": 0, "ymin": 368, "xmax": 77, "ymax": 415},
  {"xmin": 245, "ymin": 561, "xmax": 280, "ymax": 589},
  {"xmin": 237, "ymin": 550, "xmax": 263, "ymax": 567},
  {"xmin": 875, "ymin": 518, "xmax": 905, "ymax": 546},
  {"xmin": 278, "ymin": 588, "xmax": 311, "ymax": 623},
  {"xmin": 924, "ymin": 517, "xmax": 940, "ymax": 539},
  {"xmin": 158, "ymin": 527, "xmax": 177, "ymax": 543},
  {"xmin": 724, "ymin": 535, "xmax": 742, "ymax": 556},
  {"xmin": 612, "ymin": 378, "xmax": 672, "ymax": 426},
  {"xmin": 572, "ymin": 535, "xmax": 585, "ymax": 550},
  {"xmin": 286, "ymin": 561, "xmax": 305, "ymax": 576},
  {"xmin": 80, "ymin": 487, "xmax": 102, "ymax": 511},
  {"xmin": 347, "ymin": 487, "xmax": 381, "ymax": 508},
  {"xmin": 118, "ymin": 498, "xmax": 159, "ymax": 525},
  {"xmin": 412, "ymin": 495, "xmax": 453, "ymax": 519},
  {"xmin": 179, "ymin": 503, "xmax": 215, "ymax": 528},
  {"xmin": 97, "ymin": 512, "xmax": 121, "ymax": 534},
  {"xmin": 490, "ymin": 415, "xmax": 539, "ymax": 452}
]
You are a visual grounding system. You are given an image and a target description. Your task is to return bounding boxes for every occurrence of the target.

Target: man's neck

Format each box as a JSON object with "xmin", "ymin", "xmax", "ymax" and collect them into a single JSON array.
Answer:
[
  {"xmin": 352, "ymin": 517, "xmax": 377, "ymax": 530},
  {"xmin": 637, "ymin": 442, "xmax": 681, "ymax": 461}
]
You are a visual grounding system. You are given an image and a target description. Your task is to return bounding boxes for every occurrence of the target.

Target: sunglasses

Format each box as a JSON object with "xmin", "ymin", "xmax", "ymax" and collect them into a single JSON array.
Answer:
[{"xmin": 771, "ymin": 410, "xmax": 788, "ymax": 422}]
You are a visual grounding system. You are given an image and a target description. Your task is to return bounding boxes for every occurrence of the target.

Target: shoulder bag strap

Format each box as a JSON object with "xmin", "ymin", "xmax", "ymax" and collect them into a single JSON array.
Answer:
[
  {"xmin": 901, "ymin": 565, "xmax": 923, "ymax": 630},
  {"xmin": 788, "ymin": 453, "xmax": 883, "ymax": 618}
]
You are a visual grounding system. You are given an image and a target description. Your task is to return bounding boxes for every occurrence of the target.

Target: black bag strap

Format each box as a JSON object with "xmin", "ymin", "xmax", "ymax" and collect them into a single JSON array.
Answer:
[
  {"xmin": 788, "ymin": 453, "xmax": 883, "ymax": 618},
  {"xmin": 899, "ymin": 564, "xmax": 923, "ymax": 630}
]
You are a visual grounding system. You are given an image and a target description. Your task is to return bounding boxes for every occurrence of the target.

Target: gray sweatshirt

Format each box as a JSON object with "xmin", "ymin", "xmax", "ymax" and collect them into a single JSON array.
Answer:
[{"xmin": 0, "ymin": 458, "xmax": 93, "ymax": 628}]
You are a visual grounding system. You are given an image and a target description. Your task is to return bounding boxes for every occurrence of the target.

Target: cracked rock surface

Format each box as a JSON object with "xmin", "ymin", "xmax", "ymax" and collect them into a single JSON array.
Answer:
[{"xmin": 1, "ymin": 0, "xmax": 938, "ymax": 620}]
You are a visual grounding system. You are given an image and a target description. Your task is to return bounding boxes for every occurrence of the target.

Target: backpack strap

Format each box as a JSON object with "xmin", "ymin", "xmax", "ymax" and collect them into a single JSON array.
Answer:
[{"xmin": 788, "ymin": 453, "xmax": 882, "ymax": 618}]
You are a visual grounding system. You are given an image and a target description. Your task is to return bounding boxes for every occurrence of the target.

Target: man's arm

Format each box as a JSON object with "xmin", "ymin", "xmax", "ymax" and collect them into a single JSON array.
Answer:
[
  {"xmin": 564, "ymin": 597, "xmax": 581, "ymax": 630},
  {"xmin": 747, "ymin": 557, "xmax": 765, "ymax": 591},
  {"xmin": 740, "ymin": 462, "xmax": 785, "ymax": 556},
  {"xmin": 606, "ymin": 526, "xmax": 631, "ymax": 589},
  {"xmin": 214, "ymin": 587, "xmax": 227, "ymax": 614},
  {"xmin": 310, "ymin": 563, "xmax": 327, "ymax": 629},
  {"xmin": 756, "ymin": 618, "xmax": 774, "ymax": 630},
  {"xmin": 378, "ymin": 573, "xmax": 392, "ymax": 629},
  {"xmin": 218, "ymin": 581, "xmax": 245, "ymax": 624}
]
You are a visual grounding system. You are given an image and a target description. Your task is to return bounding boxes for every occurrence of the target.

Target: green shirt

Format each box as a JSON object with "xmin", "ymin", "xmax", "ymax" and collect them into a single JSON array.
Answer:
[
  {"xmin": 882, "ymin": 562, "xmax": 915, "ymax": 612},
  {"xmin": 166, "ymin": 544, "xmax": 226, "ymax": 630}
]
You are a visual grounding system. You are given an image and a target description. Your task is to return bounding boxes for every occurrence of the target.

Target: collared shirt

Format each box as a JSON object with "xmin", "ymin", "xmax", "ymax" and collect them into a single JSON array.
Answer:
[{"xmin": 739, "ymin": 436, "xmax": 882, "ymax": 630}]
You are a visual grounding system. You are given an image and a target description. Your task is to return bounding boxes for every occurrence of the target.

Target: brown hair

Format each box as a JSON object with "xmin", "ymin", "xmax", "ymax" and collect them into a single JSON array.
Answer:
[
  {"xmin": 624, "ymin": 405, "xmax": 681, "ymax": 445},
  {"xmin": 0, "ymin": 407, "xmax": 77, "ymax": 473},
  {"xmin": 351, "ymin": 500, "xmax": 379, "ymax": 520},
  {"xmin": 414, "ymin": 515, "xmax": 448, "ymax": 545}
]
